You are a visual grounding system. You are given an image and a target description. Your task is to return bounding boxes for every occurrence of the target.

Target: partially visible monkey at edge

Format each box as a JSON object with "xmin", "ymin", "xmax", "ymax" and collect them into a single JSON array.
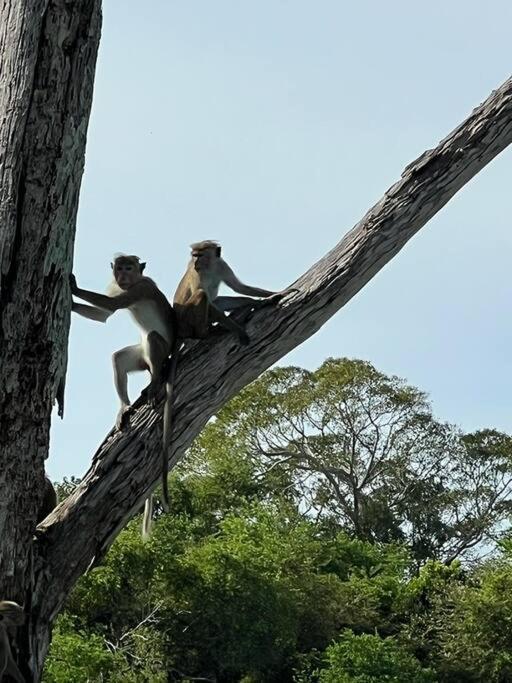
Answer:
[
  {"xmin": 0, "ymin": 601, "xmax": 25, "ymax": 683},
  {"xmin": 70, "ymin": 255, "xmax": 179, "ymax": 534}
]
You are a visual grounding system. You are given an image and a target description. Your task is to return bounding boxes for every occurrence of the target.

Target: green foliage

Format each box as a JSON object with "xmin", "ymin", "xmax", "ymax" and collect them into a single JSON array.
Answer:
[
  {"xmin": 153, "ymin": 504, "xmax": 410, "ymax": 679},
  {"xmin": 316, "ymin": 631, "xmax": 435, "ymax": 683},
  {"xmin": 108, "ymin": 626, "xmax": 167, "ymax": 683},
  {"xmin": 194, "ymin": 358, "xmax": 512, "ymax": 563},
  {"xmin": 43, "ymin": 358, "xmax": 512, "ymax": 681},
  {"xmin": 43, "ymin": 615, "xmax": 121, "ymax": 682},
  {"xmin": 434, "ymin": 551, "xmax": 512, "ymax": 681},
  {"xmin": 54, "ymin": 476, "xmax": 80, "ymax": 502},
  {"xmin": 44, "ymin": 613, "xmax": 167, "ymax": 682}
]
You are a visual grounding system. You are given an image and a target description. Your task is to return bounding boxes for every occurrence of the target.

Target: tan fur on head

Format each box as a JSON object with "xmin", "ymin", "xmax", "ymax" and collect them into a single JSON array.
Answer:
[
  {"xmin": 111, "ymin": 254, "xmax": 146, "ymax": 274},
  {"xmin": 112, "ymin": 254, "xmax": 143, "ymax": 266},
  {"xmin": 190, "ymin": 241, "xmax": 221, "ymax": 256}
]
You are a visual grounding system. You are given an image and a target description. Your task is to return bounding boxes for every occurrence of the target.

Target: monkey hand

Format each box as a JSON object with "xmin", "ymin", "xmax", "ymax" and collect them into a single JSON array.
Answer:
[
  {"xmin": 281, "ymin": 286, "xmax": 300, "ymax": 296},
  {"xmin": 69, "ymin": 273, "xmax": 78, "ymax": 294},
  {"xmin": 267, "ymin": 291, "xmax": 286, "ymax": 302},
  {"xmin": 258, "ymin": 290, "xmax": 292, "ymax": 306},
  {"xmin": 269, "ymin": 287, "xmax": 299, "ymax": 302}
]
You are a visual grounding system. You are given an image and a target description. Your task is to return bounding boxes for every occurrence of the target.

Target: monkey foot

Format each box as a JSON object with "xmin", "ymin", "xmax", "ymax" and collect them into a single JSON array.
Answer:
[{"xmin": 141, "ymin": 381, "xmax": 163, "ymax": 407}]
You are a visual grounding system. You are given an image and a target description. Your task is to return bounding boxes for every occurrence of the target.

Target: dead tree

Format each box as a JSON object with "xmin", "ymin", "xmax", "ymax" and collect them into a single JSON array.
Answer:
[
  {"xmin": 0, "ymin": 1, "xmax": 102, "ymax": 679},
  {"xmin": 1, "ymin": 2, "xmax": 512, "ymax": 680}
]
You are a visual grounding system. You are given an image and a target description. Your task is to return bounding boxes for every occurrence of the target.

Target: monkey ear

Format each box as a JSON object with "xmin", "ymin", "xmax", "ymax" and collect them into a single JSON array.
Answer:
[
  {"xmin": 216, "ymin": 246, "xmax": 222, "ymax": 257},
  {"xmin": 110, "ymin": 262, "xmax": 114, "ymax": 270},
  {"xmin": 140, "ymin": 262, "xmax": 146, "ymax": 273}
]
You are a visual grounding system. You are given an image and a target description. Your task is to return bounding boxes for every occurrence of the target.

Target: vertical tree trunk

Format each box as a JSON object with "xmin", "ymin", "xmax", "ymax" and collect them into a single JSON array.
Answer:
[{"xmin": 0, "ymin": 1, "xmax": 101, "ymax": 679}]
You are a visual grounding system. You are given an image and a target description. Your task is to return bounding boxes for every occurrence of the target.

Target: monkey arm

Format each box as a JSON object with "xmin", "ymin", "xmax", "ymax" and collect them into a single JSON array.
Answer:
[
  {"xmin": 72, "ymin": 286, "xmax": 124, "ymax": 311},
  {"xmin": 71, "ymin": 279, "xmax": 149, "ymax": 312},
  {"xmin": 220, "ymin": 262, "xmax": 277, "ymax": 298},
  {"xmin": 72, "ymin": 301, "xmax": 112, "ymax": 323},
  {"xmin": 208, "ymin": 300, "xmax": 249, "ymax": 345}
]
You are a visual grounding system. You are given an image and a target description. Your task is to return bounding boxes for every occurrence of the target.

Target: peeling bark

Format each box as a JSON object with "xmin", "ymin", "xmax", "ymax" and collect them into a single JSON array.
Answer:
[{"xmin": 0, "ymin": 0, "xmax": 101, "ymax": 679}]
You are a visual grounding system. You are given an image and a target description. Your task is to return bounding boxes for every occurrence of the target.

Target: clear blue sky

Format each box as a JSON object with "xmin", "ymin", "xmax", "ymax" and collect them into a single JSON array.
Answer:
[{"xmin": 49, "ymin": 1, "xmax": 512, "ymax": 480}]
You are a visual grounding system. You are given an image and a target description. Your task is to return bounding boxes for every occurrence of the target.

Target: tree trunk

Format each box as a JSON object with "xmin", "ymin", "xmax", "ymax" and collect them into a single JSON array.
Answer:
[
  {"xmin": 0, "ymin": 1, "xmax": 101, "ymax": 679},
  {"xmin": 0, "ymin": 4, "xmax": 511, "ymax": 676}
]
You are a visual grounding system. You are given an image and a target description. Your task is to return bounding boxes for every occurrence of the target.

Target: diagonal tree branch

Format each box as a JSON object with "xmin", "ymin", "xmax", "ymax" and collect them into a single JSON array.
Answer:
[{"xmin": 35, "ymin": 74, "xmax": 512, "ymax": 626}]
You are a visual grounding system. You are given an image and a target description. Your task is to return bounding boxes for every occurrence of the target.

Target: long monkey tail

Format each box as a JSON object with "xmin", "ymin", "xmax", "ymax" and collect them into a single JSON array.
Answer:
[
  {"xmin": 161, "ymin": 334, "xmax": 181, "ymax": 512},
  {"xmin": 142, "ymin": 496, "xmax": 153, "ymax": 539}
]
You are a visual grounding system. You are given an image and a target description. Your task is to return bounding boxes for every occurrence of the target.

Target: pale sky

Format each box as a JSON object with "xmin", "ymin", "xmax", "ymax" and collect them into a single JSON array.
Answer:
[{"xmin": 49, "ymin": 1, "xmax": 512, "ymax": 480}]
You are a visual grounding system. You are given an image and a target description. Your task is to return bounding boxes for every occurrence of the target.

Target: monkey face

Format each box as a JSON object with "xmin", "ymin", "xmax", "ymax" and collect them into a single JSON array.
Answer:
[
  {"xmin": 113, "ymin": 259, "xmax": 142, "ymax": 289},
  {"xmin": 191, "ymin": 248, "xmax": 216, "ymax": 272},
  {"xmin": 114, "ymin": 263, "xmax": 140, "ymax": 289}
]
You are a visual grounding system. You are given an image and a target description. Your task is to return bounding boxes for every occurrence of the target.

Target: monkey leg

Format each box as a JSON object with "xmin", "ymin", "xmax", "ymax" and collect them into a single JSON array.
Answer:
[
  {"xmin": 209, "ymin": 302, "xmax": 250, "ymax": 345},
  {"xmin": 112, "ymin": 344, "xmax": 147, "ymax": 429},
  {"xmin": 178, "ymin": 290, "xmax": 210, "ymax": 338},
  {"xmin": 141, "ymin": 331, "xmax": 170, "ymax": 405}
]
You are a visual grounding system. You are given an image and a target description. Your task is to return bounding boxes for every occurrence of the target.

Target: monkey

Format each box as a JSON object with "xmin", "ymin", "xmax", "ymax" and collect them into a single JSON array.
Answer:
[
  {"xmin": 37, "ymin": 476, "xmax": 58, "ymax": 525},
  {"xmin": 0, "ymin": 601, "xmax": 25, "ymax": 683},
  {"xmin": 155, "ymin": 239, "xmax": 285, "ymax": 451},
  {"xmin": 161, "ymin": 240, "xmax": 288, "ymax": 447},
  {"xmin": 173, "ymin": 240, "xmax": 284, "ymax": 345},
  {"xmin": 70, "ymin": 255, "xmax": 179, "ymax": 526}
]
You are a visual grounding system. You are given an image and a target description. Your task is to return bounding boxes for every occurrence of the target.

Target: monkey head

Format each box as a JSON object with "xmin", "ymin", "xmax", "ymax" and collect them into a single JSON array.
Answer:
[
  {"xmin": 0, "ymin": 601, "xmax": 25, "ymax": 628},
  {"xmin": 111, "ymin": 255, "xmax": 146, "ymax": 290},
  {"xmin": 190, "ymin": 240, "xmax": 221, "ymax": 272}
]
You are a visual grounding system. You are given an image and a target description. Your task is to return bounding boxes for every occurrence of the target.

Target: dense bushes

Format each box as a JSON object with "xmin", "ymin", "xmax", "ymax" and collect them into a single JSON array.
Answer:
[{"xmin": 44, "ymin": 360, "xmax": 512, "ymax": 682}]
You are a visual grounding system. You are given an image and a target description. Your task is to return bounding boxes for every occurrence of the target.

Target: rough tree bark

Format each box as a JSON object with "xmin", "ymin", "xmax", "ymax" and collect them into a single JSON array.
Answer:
[
  {"xmin": 0, "ymin": 0, "xmax": 101, "ymax": 680},
  {"xmin": 0, "ymin": 5, "xmax": 511, "ymax": 679}
]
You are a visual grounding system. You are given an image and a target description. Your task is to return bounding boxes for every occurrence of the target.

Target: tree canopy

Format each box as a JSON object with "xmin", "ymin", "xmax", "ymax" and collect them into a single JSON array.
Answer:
[
  {"xmin": 42, "ymin": 359, "xmax": 512, "ymax": 682},
  {"xmin": 189, "ymin": 358, "xmax": 512, "ymax": 563}
]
